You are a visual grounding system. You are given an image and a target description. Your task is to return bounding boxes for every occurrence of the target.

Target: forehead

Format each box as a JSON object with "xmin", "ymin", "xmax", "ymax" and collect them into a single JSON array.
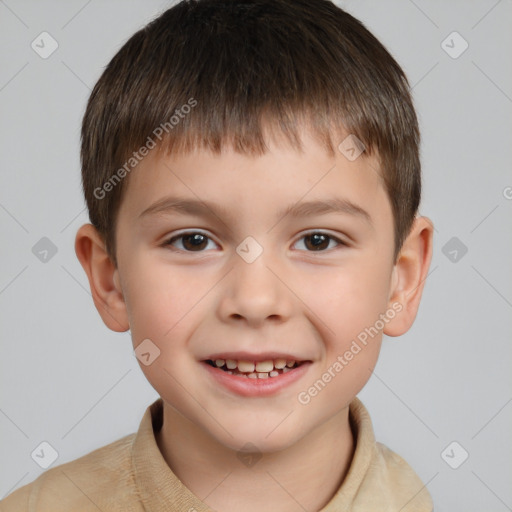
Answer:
[{"xmin": 117, "ymin": 129, "xmax": 389, "ymax": 228}]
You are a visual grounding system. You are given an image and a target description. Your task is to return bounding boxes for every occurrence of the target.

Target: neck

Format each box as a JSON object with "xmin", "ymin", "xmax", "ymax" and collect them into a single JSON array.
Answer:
[{"xmin": 156, "ymin": 404, "xmax": 355, "ymax": 512}]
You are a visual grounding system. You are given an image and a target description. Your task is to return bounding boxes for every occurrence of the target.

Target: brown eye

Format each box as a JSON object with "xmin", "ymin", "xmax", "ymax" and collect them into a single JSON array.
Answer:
[
  {"xmin": 305, "ymin": 233, "xmax": 330, "ymax": 251},
  {"xmin": 165, "ymin": 232, "xmax": 216, "ymax": 252},
  {"xmin": 182, "ymin": 233, "xmax": 208, "ymax": 251},
  {"xmin": 294, "ymin": 232, "xmax": 344, "ymax": 252}
]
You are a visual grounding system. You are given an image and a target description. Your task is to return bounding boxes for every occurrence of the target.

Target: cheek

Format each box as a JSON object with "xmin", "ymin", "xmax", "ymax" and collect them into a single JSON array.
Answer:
[
  {"xmin": 300, "ymin": 263, "xmax": 390, "ymax": 411},
  {"xmin": 120, "ymin": 256, "xmax": 195, "ymax": 344},
  {"xmin": 312, "ymin": 258, "xmax": 392, "ymax": 350},
  {"xmin": 123, "ymin": 260, "xmax": 204, "ymax": 398}
]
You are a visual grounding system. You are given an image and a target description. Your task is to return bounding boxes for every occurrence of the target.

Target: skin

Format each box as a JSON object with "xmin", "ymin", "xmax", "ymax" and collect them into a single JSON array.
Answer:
[{"xmin": 75, "ymin": 126, "xmax": 433, "ymax": 512}]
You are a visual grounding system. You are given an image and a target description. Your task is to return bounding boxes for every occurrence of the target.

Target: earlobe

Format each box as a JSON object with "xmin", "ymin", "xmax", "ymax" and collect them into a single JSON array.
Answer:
[
  {"xmin": 74, "ymin": 224, "xmax": 130, "ymax": 332},
  {"xmin": 384, "ymin": 216, "xmax": 434, "ymax": 337}
]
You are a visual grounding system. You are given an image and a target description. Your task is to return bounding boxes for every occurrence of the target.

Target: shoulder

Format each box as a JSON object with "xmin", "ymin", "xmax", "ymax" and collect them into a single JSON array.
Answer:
[
  {"xmin": 0, "ymin": 433, "xmax": 142, "ymax": 512},
  {"xmin": 345, "ymin": 398, "xmax": 433, "ymax": 511},
  {"xmin": 366, "ymin": 441, "xmax": 433, "ymax": 511}
]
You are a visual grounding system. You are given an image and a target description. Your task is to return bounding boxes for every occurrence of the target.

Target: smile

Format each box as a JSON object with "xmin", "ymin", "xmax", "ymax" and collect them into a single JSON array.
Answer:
[
  {"xmin": 202, "ymin": 356, "xmax": 312, "ymax": 397},
  {"xmin": 205, "ymin": 358, "xmax": 303, "ymax": 379}
]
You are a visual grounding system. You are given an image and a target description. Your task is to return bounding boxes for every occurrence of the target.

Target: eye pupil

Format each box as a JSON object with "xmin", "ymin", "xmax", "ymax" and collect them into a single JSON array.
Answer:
[
  {"xmin": 306, "ymin": 233, "xmax": 329, "ymax": 251},
  {"xmin": 183, "ymin": 233, "xmax": 208, "ymax": 251}
]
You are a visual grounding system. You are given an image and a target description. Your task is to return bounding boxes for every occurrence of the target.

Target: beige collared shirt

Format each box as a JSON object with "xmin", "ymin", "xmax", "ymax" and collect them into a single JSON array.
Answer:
[{"xmin": 1, "ymin": 397, "xmax": 433, "ymax": 511}]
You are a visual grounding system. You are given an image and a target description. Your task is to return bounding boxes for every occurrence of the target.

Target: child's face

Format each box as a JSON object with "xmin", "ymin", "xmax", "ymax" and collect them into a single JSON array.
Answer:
[{"xmin": 112, "ymin": 130, "xmax": 400, "ymax": 451}]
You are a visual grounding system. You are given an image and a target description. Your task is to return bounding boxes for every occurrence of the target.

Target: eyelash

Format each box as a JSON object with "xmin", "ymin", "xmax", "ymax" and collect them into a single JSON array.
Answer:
[{"xmin": 163, "ymin": 230, "xmax": 346, "ymax": 253}]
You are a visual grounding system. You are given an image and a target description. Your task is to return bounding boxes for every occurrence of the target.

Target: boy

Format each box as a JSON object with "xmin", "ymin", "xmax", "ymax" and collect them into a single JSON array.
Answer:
[{"xmin": 1, "ymin": 0, "xmax": 434, "ymax": 510}]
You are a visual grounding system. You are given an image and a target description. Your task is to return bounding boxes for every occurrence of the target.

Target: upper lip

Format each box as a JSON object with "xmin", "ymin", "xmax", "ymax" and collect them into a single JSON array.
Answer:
[{"xmin": 203, "ymin": 352, "xmax": 309, "ymax": 362}]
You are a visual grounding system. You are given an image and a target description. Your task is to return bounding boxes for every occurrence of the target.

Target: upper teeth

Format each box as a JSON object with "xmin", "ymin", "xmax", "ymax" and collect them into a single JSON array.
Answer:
[{"xmin": 214, "ymin": 358, "xmax": 297, "ymax": 373}]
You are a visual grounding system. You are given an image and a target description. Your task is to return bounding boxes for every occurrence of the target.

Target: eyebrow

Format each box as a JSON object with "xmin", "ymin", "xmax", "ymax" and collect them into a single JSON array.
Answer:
[{"xmin": 138, "ymin": 196, "xmax": 372, "ymax": 226}]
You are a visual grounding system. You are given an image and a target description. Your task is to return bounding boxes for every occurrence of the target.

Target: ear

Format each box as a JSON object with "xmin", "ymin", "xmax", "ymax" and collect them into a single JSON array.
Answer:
[
  {"xmin": 74, "ymin": 223, "xmax": 129, "ymax": 332},
  {"xmin": 384, "ymin": 216, "xmax": 434, "ymax": 337}
]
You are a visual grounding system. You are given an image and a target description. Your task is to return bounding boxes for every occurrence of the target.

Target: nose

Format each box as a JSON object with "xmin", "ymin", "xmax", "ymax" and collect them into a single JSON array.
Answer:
[{"xmin": 216, "ymin": 247, "xmax": 293, "ymax": 327}]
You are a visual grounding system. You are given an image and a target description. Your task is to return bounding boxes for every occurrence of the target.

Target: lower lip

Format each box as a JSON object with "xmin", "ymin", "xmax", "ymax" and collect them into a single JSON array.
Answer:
[{"xmin": 202, "ymin": 362, "xmax": 311, "ymax": 397}]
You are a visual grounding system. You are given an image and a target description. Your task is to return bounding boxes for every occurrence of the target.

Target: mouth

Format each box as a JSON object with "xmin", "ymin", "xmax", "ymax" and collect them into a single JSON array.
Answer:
[
  {"xmin": 204, "ymin": 357, "xmax": 304, "ymax": 379},
  {"xmin": 201, "ymin": 355, "xmax": 312, "ymax": 397}
]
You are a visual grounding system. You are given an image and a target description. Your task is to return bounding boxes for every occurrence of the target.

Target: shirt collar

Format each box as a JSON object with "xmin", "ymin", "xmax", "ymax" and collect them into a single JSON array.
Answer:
[{"xmin": 132, "ymin": 397, "xmax": 377, "ymax": 511}]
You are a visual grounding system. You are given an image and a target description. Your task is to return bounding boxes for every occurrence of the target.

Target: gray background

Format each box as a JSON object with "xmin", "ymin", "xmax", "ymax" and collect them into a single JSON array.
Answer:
[{"xmin": 1, "ymin": 0, "xmax": 511, "ymax": 509}]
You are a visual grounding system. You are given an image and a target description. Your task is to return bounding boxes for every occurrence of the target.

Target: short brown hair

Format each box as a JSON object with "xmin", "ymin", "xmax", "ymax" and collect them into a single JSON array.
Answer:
[{"xmin": 81, "ymin": 0, "xmax": 421, "ymax": 266}]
